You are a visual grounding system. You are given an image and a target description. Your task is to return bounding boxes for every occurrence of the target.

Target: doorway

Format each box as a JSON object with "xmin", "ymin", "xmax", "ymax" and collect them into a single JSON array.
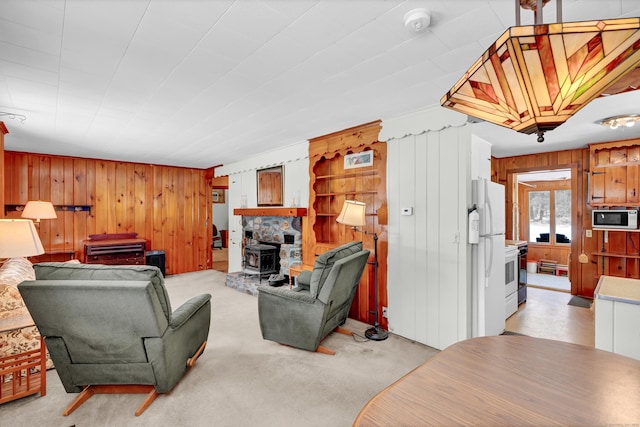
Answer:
[
  {"xmin": 517, "ymin": 170, "xmax": 571, "ymax": 293},
  {"xmin": 212, "ymin": 188, "xmax": 229, "ymax": 273}
]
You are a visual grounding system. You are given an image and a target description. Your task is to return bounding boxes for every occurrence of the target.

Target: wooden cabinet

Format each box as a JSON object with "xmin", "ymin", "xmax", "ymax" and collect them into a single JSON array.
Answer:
[
  {"xmin": 589, "ymin": 139, "xmax": 640, "ymax": 280},
  {"xmin": 305, "ymin": 121, "xmax": 388, "ymax": 328},
  {"xmin": 589, "ymin": 139, "xmax": 640, "ymax": 206},
  {"xmin": 84, "ymin": 234, "xmax": 146, "ymax": 266}
]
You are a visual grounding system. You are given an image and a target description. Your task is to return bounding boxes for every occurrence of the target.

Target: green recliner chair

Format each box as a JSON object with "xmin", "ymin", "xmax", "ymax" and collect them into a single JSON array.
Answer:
[
  {"xmin": 18, "ymin": 262, "xmax": 211, "ymax": 416},
  {"xmin": 257, "ymin": 241, "xmax": 370, "ymax": 354}
]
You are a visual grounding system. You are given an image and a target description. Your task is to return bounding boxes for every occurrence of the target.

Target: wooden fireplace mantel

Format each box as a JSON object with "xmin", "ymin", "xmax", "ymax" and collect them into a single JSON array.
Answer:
[{"xmin": 233, "ymin": 207, "xmax": 307, "ymax": 217}]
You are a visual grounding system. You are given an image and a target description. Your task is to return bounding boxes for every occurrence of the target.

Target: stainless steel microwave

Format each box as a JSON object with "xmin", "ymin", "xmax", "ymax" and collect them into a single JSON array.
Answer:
[{"xmin": 592, "ymin": 209, "xmax": 638, "ymax": 229}]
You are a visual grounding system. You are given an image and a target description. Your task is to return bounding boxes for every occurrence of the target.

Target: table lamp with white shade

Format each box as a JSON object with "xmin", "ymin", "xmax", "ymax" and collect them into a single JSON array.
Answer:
[
  {"xmin": 336, "ymin": 200, "xmax": 388, "ymax": 341},
  {"xmin": 0, "ymin": 219, "xmax": 45, "ymax": 259},
  {"xmin": 21, "ymin": 201, "xmax": 57, "ymax": 224}
]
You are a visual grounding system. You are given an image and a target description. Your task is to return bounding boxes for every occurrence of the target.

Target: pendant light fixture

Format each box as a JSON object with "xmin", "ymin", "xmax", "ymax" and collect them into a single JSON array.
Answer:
[{"xmin": 440, "ymin": 0, "xmax": 640, "ymax": 143}]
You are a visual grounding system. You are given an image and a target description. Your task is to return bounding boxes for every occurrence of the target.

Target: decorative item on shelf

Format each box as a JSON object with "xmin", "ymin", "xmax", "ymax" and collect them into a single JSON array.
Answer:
[
  {"xmin": 21, "ymin": 200, "xmax": 57, "ymax": 226},
  {"xmin": 344, "ymin": 150, "xmax": 374, "ymax": 170},
  {"xmin": 336, "ymin": 200, "xmax": 388, "ymax": 341},
  {"xmin": 0, "ymin": 219, "xmax": 45, "ymax": 259},
  {"xmin": 212, "ymin": 189, "xmax": 225, "ymax": 204},
  {"xmin": 440, "ymin": 0, "xmax": 640, "ymax": 143},
  {"xmin": 597, "ymin": 114, "xmax": 640, "ymax": 130}
]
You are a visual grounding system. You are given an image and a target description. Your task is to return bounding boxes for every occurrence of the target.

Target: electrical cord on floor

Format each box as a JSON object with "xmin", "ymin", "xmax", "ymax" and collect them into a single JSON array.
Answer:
[{"xmin": 350, "ymin": 331, "xmax": 370, "ymax": 342}]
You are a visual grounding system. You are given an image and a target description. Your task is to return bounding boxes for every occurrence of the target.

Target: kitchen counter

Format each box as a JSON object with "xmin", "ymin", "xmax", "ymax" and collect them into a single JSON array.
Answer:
[
  {"xmin": 506, "ymin": 239, "xmax": 527, "ymax": 247},
  {"xmin": 595, "ymin": 275, "xmax": 640, "ymax": 304},
  {"xmin": 594, "ymin": 275, "xmax": 640, "ymax": 360}
]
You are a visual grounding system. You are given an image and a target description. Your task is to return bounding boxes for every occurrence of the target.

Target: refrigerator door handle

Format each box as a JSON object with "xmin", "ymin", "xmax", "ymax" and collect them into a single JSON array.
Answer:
[
  {"xmin": 485, "ymin": 236, "xmax": 493, "ymax": 286},
  {"xmin": 484, "ymin": 179, "xmax": 494, "ymax": 236}
]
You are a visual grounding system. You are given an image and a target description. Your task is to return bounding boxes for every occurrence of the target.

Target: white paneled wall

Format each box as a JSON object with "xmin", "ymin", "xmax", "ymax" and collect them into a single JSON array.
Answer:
[
  {"xmin": 217, "ymin": 142, "xmax": 309, "ymax": 273},
  {"xmin": 383, "ymin": 107, "xmax": 472, "ymax": 350},
  {"xmin": 221, "ymin": 108, "xmax": 474, "ymax": 349}
]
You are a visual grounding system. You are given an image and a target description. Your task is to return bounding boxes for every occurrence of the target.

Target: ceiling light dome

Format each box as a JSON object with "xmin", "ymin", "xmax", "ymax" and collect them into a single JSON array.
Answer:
[
  {"xmin": 597, "ymin": 114, "xmax": 640, "ymax": 129},
  {"xmin": 404, "ymin": 9, "xmax": 431, "ymax": 34}
]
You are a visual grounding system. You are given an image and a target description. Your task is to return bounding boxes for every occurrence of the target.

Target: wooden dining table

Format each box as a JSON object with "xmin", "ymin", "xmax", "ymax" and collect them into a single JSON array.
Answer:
[{"xmin": 354, "ymin": 336, "xmax": 640, "ymax": 426}]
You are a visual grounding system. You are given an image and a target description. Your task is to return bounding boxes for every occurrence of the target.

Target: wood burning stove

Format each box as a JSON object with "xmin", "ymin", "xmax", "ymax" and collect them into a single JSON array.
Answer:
[{"xmin": 244, "ymin": 244, "xmax": 279, "ymax": 276}]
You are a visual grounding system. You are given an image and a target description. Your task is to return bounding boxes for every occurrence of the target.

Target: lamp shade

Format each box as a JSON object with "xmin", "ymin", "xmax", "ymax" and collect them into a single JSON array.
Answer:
[
  {"xmin": 441, "ymin": 17, "xmax": 640, "ymax": 140},
  {"xmin": 0, "ymin": 219, "xmax": 45, "ymax": 258},
  {"xmin": 21, "ymin": 200, "xmax": 57, "ymax": 221},
  {"xmin": 336, "ymin": 200, "xmax": 367, "ymax": 227}
]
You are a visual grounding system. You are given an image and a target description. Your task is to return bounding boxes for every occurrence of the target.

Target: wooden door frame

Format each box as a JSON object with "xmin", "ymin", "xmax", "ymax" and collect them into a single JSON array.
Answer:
[{"xmin": 505, "ymin": 163, "xmax": 580, "ymax": 295}]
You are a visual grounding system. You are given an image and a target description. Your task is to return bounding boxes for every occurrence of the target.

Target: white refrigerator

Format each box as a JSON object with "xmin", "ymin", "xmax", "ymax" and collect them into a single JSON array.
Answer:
[{"xmin": 471, "ymin": 178, "xmax": 506, "ymax": 337}]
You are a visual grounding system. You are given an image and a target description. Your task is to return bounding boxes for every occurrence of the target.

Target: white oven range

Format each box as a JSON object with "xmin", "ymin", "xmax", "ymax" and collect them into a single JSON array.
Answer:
[{"xmin": 505, "ymin": 245, "xmax": 519, "ymax": 319}]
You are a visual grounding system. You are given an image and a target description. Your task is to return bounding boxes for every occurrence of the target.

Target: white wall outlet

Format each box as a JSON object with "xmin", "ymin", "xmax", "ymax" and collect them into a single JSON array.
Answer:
[
  {"xmin": 401, "ymin": 207, "xmax": 413, "ymax": 216},
  {"xmin": 585, "ymin": 229, "xmax": 592, "ymax": 238},
  {"xmin": 382, "ymin": 306, "xmax": 388, "ymax": 318}
]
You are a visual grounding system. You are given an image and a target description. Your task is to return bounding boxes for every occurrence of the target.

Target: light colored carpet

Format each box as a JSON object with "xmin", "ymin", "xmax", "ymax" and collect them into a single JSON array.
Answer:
[{"xmin": 3, "ymin": 269, "xmax": 439, "ymax": 427}]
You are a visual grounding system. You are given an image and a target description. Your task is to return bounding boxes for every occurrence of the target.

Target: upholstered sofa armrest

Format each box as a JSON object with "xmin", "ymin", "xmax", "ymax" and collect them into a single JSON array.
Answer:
[
  {"xmin": 258, "ymin": 285, "xmax": 316, "ymax": 304},
  {"xmin": 169, "ymin": 293, "xmax": 212, "ymax": 329}
]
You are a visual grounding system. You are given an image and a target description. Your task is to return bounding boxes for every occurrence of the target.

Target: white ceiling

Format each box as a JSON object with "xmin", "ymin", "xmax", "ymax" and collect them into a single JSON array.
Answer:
[{"xmin": 1, "ymin": 0, "xmax": 640, "ymax": 169}]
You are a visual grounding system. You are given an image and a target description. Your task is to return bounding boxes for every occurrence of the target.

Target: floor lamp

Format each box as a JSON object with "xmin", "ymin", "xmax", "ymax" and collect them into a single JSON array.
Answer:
[{"xmin": 336, "ymin": 200, "xmax": 388, "ymax": 341}]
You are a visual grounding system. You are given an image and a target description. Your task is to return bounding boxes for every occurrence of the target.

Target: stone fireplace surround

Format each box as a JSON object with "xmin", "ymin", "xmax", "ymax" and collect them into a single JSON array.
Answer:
[
  {"xmin": 226, "ymin": 212, "xmax": 304, "ymax": 296},
  {"xmin": 242, "ymin": 215, "xmax": 302, "ymax": 275}
]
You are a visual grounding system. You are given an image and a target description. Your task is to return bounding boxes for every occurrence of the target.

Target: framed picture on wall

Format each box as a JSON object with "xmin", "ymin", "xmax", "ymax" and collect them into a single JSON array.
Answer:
[
  {"xmin": 344, "ymin": 150, "xmax": 374, "ymax": 169},
  {"xmin": 212, "ymin": 189, "xmax": 225, "ymax": 204},
  {"xmin": 257, "ymin": 165, "xmax": 283, "ymax": 206}
]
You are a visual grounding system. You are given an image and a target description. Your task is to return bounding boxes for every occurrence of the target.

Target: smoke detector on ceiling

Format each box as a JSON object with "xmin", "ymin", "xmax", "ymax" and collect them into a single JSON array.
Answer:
[{"xmin": 404, "ymin": 8, "xmax": 431, "ymax": 34}]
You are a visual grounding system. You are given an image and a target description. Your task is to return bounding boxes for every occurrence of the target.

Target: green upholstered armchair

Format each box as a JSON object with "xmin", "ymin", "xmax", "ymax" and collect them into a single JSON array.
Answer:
[
  {"xmin": 257, "ymin": 241, "xmax": 370, "ymax": 354},
  {"xmin": 18, "ymin": 262, "xmax": 211, "ymax": 416}
]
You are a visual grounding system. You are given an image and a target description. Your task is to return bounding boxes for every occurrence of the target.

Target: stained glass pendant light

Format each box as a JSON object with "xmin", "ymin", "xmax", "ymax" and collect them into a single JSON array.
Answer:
[{"xmin": 441, "ymin": 0, "xmax": 640, "ymax": 142}]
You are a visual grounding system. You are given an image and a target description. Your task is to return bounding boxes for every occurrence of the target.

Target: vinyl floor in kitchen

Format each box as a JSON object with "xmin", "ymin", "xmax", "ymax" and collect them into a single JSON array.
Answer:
[{"xmin": 505, "ymin": 286, "xmax": 594, "ymax": 347}]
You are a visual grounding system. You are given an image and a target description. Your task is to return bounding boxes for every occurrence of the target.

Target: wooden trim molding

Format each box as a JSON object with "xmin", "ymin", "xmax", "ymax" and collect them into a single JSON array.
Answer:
[{"xmin": 233, "ymin": 208, "xmax": 307, "ymax": 217}]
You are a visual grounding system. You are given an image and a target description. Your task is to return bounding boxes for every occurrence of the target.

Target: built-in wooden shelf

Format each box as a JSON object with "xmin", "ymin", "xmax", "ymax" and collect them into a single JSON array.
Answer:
[
  {"xmin": 233, "ymin": 207, "xmax": 307, "ymax": 217},
  {"xmin": 316, "ymin": 191, "xmax": 377, "ymax": 197},
  {"xmin": 596, "ymin": 252, "xmax": 640, "ymax": 259},
  {"xmin": 315, "ymin": 170, "xmax": 378, "ymax": 180},
  {"xmin": 594, "ymin": 228, "xmax": 640, "ymax": 233}
]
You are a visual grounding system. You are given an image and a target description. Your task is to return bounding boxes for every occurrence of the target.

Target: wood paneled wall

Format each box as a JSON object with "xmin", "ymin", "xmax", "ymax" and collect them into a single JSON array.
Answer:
[
  {"xmin": 3, "ymin": 151, "xmax": 211, "ymax": 275},
  {"xmin": 0, "ymin": 123, "xmax": 6, "ymax": 213},
  {"xmin": 492, "ymin": 148, "xmax": 598, "ymax": 297},
  {"xmin": 305, "ymin": 122, "xmax": 388, "ymax": 329}
]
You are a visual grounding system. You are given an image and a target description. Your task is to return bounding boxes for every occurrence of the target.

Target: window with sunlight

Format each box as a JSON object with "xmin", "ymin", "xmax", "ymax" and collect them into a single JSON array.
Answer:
[
  {"xmin": 528, "ymin": 189, "xmax": 571, "ymax": 244},
  {"xmin": 529, "ymin": 191, "xmax": 550, "ymax": 243}
]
